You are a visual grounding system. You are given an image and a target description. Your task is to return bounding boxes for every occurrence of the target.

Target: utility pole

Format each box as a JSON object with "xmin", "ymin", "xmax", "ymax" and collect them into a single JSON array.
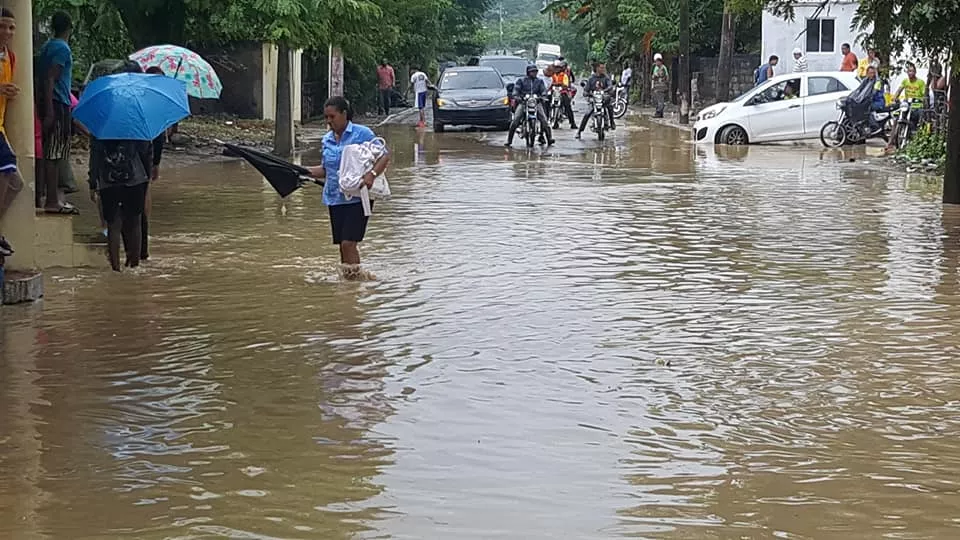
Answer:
[
  {"xmin": 499, "ymin": 1, "xmax": 504, "ymax": 54},
  {"xmin": 678, "ymin": 0, "xmax": 691, "ymax": 124}
]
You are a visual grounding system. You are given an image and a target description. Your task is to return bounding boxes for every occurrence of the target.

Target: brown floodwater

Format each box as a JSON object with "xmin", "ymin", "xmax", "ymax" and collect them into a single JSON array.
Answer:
[{"xmin": 2, "ymin": 119, "xmax": 959, "ymax": 539}]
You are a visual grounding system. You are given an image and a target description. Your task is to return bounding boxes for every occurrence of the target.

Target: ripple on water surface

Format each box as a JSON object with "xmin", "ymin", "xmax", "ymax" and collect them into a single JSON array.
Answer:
[{"xmin": 2, "ymin": 125, "xmax": 959, "ymax": 539}]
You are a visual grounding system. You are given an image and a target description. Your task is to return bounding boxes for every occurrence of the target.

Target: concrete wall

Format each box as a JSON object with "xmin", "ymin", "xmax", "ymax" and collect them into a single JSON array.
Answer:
[
  {"xmin": 189, "ymin": 42, "xmax": 302, "ymax": 121},
  {"xmin": 695, "ymin": 54, "xmax": 760, "ymax": 103},
  {"xmin": 762, "ymin": 1, "xmax": 864, "ymax": 74}
]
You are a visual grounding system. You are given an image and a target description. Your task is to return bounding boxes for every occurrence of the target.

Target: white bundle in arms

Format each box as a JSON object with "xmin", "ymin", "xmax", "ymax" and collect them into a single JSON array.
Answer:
[{"xmin": 338, "ymin": 137, "xmax": 390, "ymax": 216}]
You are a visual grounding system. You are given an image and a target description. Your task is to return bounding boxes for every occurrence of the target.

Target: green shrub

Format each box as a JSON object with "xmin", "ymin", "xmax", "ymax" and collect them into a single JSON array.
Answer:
[{"xmin": 900, "ymin": 127, "xmax": 947, "ymax": 172}]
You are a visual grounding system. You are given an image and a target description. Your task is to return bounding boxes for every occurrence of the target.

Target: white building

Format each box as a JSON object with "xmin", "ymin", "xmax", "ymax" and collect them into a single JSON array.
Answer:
[
  {"xmin": 762, "ymin": 1, "xmax": 926, "ymax": 85},
  {"xmin": 762, "ymin": 1, "xmax": 865, "ymax": 73}
]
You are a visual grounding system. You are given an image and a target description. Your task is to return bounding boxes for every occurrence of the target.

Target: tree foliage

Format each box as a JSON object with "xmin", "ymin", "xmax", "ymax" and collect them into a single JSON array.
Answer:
[{"xmin": 33, "ymin": 0, "xmax": 492, "ymax": 111}]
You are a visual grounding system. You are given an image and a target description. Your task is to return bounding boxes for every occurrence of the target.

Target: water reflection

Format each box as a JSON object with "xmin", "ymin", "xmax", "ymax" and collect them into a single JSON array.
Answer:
[{"xmin": 3, "ymin": 119, "xmax": 960, "ymax": 538}]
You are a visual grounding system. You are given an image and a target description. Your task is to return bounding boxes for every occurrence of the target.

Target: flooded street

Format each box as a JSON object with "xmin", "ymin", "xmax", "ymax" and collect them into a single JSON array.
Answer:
[{"xmin": 3, "ymin": 118, "xmax": 960, "ymax": 539}]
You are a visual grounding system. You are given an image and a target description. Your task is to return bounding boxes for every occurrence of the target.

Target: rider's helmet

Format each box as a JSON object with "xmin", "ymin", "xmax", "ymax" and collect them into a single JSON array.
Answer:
[{"xmin": 526, "ymin": 63, "xmax": 538, "ymax": 75}]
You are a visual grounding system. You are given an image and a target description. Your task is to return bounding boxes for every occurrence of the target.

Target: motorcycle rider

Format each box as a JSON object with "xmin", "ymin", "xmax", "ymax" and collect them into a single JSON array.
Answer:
[
  {"xmin": 550, "ymin": 60, "xmax": 577, "ymax": 129},
  {"xmin": 886, "ymin": 61, "xmax": 926, "ymax": 150},
  {"xmin": 575, "ymin": 62, "xmax": 616, "ymax": 139},
  {"xmin": 864, "ymin": 65, "xmax": 887, "ymax": 136},
  {"xmin": 506, "ymin": 64, "xmax": 554, "ymax": 147}
]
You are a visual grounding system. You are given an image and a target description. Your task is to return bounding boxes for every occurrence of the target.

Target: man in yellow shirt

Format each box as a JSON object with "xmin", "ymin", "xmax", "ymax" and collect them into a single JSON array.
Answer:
[
  {"xmin": 549, "ymin": 60, "xmax": 576, "ymax": 129},
  {"xmin": 0, "ymin": 8, "xmax": 22, "ymax": 257},
  {"xmin": 886, "ymin": 62, "xmax": 926, "ymax": 150}
]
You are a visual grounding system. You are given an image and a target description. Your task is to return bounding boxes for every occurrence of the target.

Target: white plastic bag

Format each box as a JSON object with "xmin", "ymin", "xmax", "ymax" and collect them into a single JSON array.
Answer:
[{"xmin": 338, "ymin": 138, "xmax": 390, "ymax": 216}]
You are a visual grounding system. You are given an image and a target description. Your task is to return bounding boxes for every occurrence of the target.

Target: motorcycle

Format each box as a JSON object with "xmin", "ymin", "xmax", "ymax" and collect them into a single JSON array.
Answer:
[
  {"xmin": 517, "ymin": 94, "xmax": 542, "ymax": 148},
  {"xmin": 612, "ymin": 83, "xmax": 628, "ymax": 119},
  {"xmin": 590, "ymin": 89, "xmax": 610, "ymax": 141},
  {"xmin": 894, "ymin": 98, "xmax": 923, "ymax": 150},
  {"xmin": 820, "ymin": 97, "xmax": 893, "ymax": 148},
  {"xmin": 549, "ymin": 85, "xmax": 564, "ymax": 128}
]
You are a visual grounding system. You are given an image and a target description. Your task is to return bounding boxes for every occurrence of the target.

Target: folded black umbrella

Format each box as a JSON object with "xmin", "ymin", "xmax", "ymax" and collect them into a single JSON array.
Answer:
[{"xmin": 222, "ymin": 142, "xmax": 318, "ymax": 198}]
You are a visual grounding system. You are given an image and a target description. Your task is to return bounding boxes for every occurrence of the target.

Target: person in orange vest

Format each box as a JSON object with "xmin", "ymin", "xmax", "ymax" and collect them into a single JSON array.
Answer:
[{"xmin": 549, "ymin": 61, "xmax": 576, "ymax": 129}]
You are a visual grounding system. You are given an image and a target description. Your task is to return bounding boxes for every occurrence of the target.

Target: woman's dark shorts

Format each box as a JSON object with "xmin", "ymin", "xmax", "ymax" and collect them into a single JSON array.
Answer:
[
  {"xmin": 328, "ymin": 201, "xmax": 372, "ymax": 244},
  {"xmin": 100, "ymin": 183, "xmax": 148, "ymax": 225}
]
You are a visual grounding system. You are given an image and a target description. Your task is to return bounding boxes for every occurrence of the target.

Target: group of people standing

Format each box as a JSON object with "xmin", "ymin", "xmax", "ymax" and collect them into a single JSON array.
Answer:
[{"xmin": 0, "ymin": 9, "xmax": 169, "ymax": 271}]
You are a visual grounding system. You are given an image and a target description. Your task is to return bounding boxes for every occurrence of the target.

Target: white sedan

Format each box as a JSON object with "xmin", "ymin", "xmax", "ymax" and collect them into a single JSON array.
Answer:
[{"xmin": 692, "ymin": 71, "xmax": 861, "ymax": 145}]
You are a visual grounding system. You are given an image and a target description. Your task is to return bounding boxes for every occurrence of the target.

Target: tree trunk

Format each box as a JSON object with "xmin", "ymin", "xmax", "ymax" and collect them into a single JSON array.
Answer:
[
  {"xmin": 943, "ymin": 67, "xmax": 960, "ymax": 204},
  {"xmin": 678, "ymin": 0, "xmax": 691, "ymax": 124},
  {"xmin": 716, "ymin": 4, "xmax": 736, "ymax": 103},
  {"xmin": 274, "ymin": 43, "xmax": 295, "ymax": 158}
]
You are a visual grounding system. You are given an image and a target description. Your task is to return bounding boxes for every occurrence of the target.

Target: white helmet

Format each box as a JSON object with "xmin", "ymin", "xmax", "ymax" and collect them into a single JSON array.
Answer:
[{"xmin": 654, "ymin": 53, "xmax": 663, "ymax": 61}]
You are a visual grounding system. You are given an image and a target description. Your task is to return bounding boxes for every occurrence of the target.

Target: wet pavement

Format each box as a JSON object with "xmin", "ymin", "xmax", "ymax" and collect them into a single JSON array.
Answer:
[{"xmin": 2, "ymin": 116, "xmax": 958, "ymax": 539}]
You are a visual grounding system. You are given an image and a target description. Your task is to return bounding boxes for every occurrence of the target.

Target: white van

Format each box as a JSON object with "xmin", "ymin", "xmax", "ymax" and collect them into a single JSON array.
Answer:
[{"xmin": 535, "ymin": 44, "xmax": 561, "ymax": 71}]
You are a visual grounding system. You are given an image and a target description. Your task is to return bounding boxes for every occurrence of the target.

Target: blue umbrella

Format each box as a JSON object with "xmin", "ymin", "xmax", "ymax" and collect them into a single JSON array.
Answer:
[{"xmin": 73, "ymin": 72, "xmax": 190, "ymax": 141}]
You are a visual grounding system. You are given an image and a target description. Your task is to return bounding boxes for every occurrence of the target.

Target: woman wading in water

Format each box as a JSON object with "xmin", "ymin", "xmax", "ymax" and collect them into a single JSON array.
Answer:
[{"xmin": 307, "ymin": 96, "xmax": 389, "ymax": 277}]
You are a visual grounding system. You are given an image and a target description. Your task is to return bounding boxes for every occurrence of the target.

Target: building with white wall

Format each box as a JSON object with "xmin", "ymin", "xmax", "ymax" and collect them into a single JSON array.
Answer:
[
  {"xmin": 762, "ymin": 1, "xmax": 926, "ymax": 86},
  {"xmin": 762, "ymin": 1, "xmax": 864, "ymax": 74}
]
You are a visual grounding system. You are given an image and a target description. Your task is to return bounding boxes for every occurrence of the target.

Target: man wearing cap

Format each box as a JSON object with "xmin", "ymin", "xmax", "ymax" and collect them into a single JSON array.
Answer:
[
  {"xmin": 651, "ymin": 53, "xmax": 669, "ymax": 118},
  {"xmin": 792, "ymin": 48, "xmax": 808, "ymax": 73}
]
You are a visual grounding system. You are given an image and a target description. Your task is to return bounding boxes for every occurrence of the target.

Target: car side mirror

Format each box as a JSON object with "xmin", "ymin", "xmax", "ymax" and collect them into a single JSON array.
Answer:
[{"xmin": 506, "ymin": 83, "xmax": 515, "ymax": 93}]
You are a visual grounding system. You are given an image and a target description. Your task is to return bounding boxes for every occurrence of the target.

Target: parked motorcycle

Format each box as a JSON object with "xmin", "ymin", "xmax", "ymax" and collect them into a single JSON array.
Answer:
[
  {"xmin": 517, "ymin": 94, "xmax": 542, "ymax": 148},
  {"xmin": 820, "ymin": 97, "xmax": 893, "ymax": 148},
  {"xmin": 548, "ymin": 85, "xmax": 564, "ymax": 129},
  {"xmin": 612, "ymin": 83, "xmax": 628, "ymax": 119}
]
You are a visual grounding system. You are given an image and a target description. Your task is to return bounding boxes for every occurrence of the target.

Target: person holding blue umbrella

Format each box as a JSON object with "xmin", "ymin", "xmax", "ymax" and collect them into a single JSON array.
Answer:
[{"xmin": 74, "ymin": 70, "xmax": 189, "ymax": 271}]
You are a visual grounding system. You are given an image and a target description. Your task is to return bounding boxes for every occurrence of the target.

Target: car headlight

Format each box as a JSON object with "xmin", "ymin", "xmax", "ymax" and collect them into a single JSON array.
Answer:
[
  {"xmin": 489, "ymin": 97, "xmax": 510, "ymax": 106},
  {"xmin": 437, "ymin": 98, "xmax": 456, "ymax": 108},
  {"xmin": 699, "ymin": 106, "xmax": 726, "ymax": 120}
]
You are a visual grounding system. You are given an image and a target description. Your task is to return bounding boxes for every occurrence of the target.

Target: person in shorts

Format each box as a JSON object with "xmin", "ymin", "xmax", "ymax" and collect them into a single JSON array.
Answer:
[
  {"xmin": 36, "ymin": 11, "xmax": 77, "ymax": 214},
  {"xmin": 410, "ymin": 67, "xmax": 430, "ymax": 128},
  {"xmin": 0, "ymin": 8, "xmax": 23, "ymax": 257},
  {"xmin": 306, "ymin": 97, "xmax": 390, "ymax": 276}
]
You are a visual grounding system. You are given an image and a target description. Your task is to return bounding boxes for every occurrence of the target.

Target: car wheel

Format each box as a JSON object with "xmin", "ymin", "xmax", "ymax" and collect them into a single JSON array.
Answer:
[{"xmin": 719, "ymin": 125, "xmax": 748, "ymax": 146}]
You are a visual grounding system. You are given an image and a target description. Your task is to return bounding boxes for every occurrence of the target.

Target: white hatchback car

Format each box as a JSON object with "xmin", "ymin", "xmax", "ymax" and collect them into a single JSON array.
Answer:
[{"xmin": 692, "ymin": 71, "xmax": 861, "ymax": 145}]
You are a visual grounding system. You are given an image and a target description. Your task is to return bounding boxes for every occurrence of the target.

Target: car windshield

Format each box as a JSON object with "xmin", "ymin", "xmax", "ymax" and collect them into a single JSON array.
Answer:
[
  {"xmin": 480, "ymin": 58, "xmax": 528, "ymax": 77},
  {"xmin": 440, "ymin": 70, "xmax": 504, "ymax": 91},
  {"xmin": 537, "ymin": 53, "xmax": 560, "ymax": 63},
  {"xmin": 731, "ymin": 88, "xmax": 753, "ymax": 102}
]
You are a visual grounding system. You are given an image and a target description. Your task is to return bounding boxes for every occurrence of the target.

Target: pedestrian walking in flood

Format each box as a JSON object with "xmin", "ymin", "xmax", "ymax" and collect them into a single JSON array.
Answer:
[
  {"xmin": 88, "ymin": 138, "xmax": 151, "ymax": 271},
  {"xmin": 409, "ymin": 67, "xmax": 429, "ymax": 128},
  {"xmin": 377, "ymin": 60, "xmax": 395, "ymax": 117},
  {"xmin": 651, "ymin": 53, "xmax": 669, "ymax": 118},
  {"xmin": 306, "ymin": 97, "xmax": 390, "ymax": 277}
]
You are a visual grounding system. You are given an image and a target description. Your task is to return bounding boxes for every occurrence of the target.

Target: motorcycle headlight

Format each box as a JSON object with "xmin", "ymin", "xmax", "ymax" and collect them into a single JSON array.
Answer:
[
  {"xmin": 835, "ymin": 99, "xmax": 844, "ymax": 109},
  {"xmin": 490, "ymin": 97, "xmax": 510, "ymax": 106},
  {"xmin": 700, "ymin": 106, "xmax": 726, "ymax": 120}
]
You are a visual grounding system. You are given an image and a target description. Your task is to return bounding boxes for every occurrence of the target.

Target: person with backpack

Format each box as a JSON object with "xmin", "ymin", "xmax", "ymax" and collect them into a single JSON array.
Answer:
[
  {"xmin": 755, "ymin": 56, "xmax": 778, "ymax": 86},
  {"xmin": 88, "ymin": 136, "xmax": 152, "ymax": 271}
]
